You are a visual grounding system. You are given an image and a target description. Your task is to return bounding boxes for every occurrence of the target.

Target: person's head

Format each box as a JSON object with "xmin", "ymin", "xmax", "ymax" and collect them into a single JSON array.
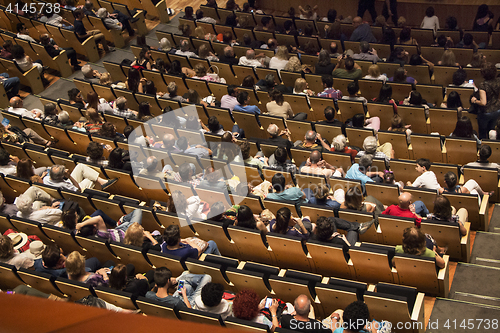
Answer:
[
  {"xmin": 408, "ymin": 91, "xmax": 423, "ymax": 105},
  {"xmin": 108, "ymin": 264, "xmax": 128, "ymax": 291},
  {"xmin": 330, "ymin": 42, "xmax": 338, "ymax": 55},
  {"xmin": 269, "ymin": 89, "xmax": 285, "ymax": 107},
  {"xmin": 108, "ymin": 148, "xmax": 126, "ymax": 168},
  {"xmin": 479, "ymin": 145, "xmax": 492, "ymax": 161},
  {"xmin": 353, "ymin": 16, "xmax": 362, "ymax": 28},
  {"xmin": 399, "ymin": 27, "xmax": 412, "ymax": 42},
  {"xmin": 398, "ymin": 192, "xmax": 412, "ymax": 209},
  {"xmin": 115, "ymin": 96, "xmax": 127, "ymax": 110},
  {"xmin": 285, "ymin": 56, "xmax": 302, "ymax": 72},
  {"xmin": 267, "ymin": 123, "xmax": 280, "ymax": 137},
  {"xmin": 332, "ymin": 134, "xmax": 347, "ymax": 152},
  {"xmin": 127, "ymin": 67, "xmax": 141, "ymax": 91},
  {"xmin": 326, "ymin": 8, "xmax": 337, "ymax": 22},
  {"xmin": 481, "ymin": 62, "xmax": 497, "ymax": 81},
  {"xmin": 60, "ymin": 208, "xmax": 78, "ymax": 230},
  {"xmin": 284, "ymin": 20, "xmax": 294, "ymax": 32},
  {"xmin": 361, "ymin": 136, "xmax": 377, "ymax": 155},
  {"xmin": 233, "ymin": 205, "xmax": 257, "ymax": 230},
  {"xmin": 436, "ymin": 35, "xmax": 447, "ymax": 47},
  {"xmin": 343, "ymin": 301, "xmax": 371, "ymax": 332},
  {"xmin": 390, "ymin": 114, "xmax": 405, "ymax": 130},
  {"xmin": 201, "ymin": 283, "xmax": 225, "ymax": 307},
  {"xmin": 446, "ymin": 91, "xmax": 462, "ymax": 109},
  {"xmin": 241, "ymin": 75, "xmax": 255, "ymax": 88},
  {"xmin": 309, "ymin": 150, "xmax": 322, "ymax": 165},
  {"xmin": 462, "ymin": 33, "xmax": 473, "ymax": 47},
  {"xmin": 237, "ymin": 90, "xmax": 250, "ymax": 105},
  {"xmin": 452, "ymin": 69, "xmax": 467, "ymax": 86},
  {"xmin": 393, "ymin": 67, "xmax": 407, "ymax": 83},
  {"xmin": 274, "ymin": 45, "xmax": 289, "ymax": 61},
  {"xmin": 294, "ymin": 295, "xmax": 312, "ymax": 317},
  {"xmin": 42, "ymin": 244, "xmax": 62, "ymax": 268},
  {"xmin": 315, "ymin": 216, "xmax": 335, "ymax": 241},
  {"xmin": 16, "ymin": 23, "xmax": 28, "ymax": 34},
  {"xmin": 409, "ymin": 54, "xmax": 423, "ymax": 66},
  {"xmin": 0, "ymin": 235, "xmax": 14, "ymax": 259},
  {"xmin": 374, "ymin": 15, "xmax": 386, "ymax": 27},
  {"xmin": 16, "ymin": 158, "xmax": 35, "ymax": 180},
  {"xmin": 179, "ymin": 39, "xmax": 191, "ymax": 52},
  {"xmin": 169, "ymin": 60, "xmax": 182, "ymax": 75},
  {"xmin": 416, "ymin": 158, "xmax": 431, "ymax": 172},
  {"xmin": 193, "ymin": 63, "xmax": 208, "ymax": 77},
  {"xmin": 232, "ymin": 289, "xmax": 260, "ymax": 320},
  {"xmin": 184, "ymin": 6, "xmax": 193, "ymax": 18},
  {"xmin": 124, "ymin": 222, "xmax": 144, "ymax": 247},
  {"xmin": 425, "ymin": 6, "xmax": 435, "ymax": 18},
  {"xmin": 185, "ymin": 89, "xmax": 201, "ymax": 104},
  {"xmin": 440, "ymin": 49, "xmax": 457, "ymax": 67},
  {"xmin": 359, "ymin": 155, "xmax": 373, "ymax": 173},
  {"xmin": 446, "ymin": 16, "xmax": 457, "ymax": 30},
  {"xmin": 99, "ymin": 72, "xmax": 112, "ymax": 86},
  {"xmin": 205, "ymin": 115, "xmax": 220, "ymax": 133},
  {"xmin": 314, "ymin": 184, "xmax": 330, "ymax": 201},
  {"xmin": 292, "ymin": 79, "xmax": 307, "ymax": 94},
  {"xmin": 271, "ymin": 173, "xmax": 286, "ymax": 193},
  {"xmin": 163, "ymin": 224, "xmax": 181, "ymax": 246},
  {"xmin": 401, "ymin": 227, "xmax": 426, "ymax": 255},
  {"xmin": 274, "ymin": 147, "xmax": 288, "ymax": 164},
  {"xmin": 65, "ymin": 251, "xmax": 86, "ymax": 278},
  {"xmin": 239, "ymin": 140, "xmax": 251, "ymax": 160},
  {"xmin": 2, "ymin": 40, "xmax": 12, "ymax": 52},
  {"xmin": 179, "ymin": 162, "xmax": 194, "ymax": 182},
  {"xmin": 153, "ymin": 266, "xmax": 172, "ymax": 288},
  {"xmin": 86, "ymin": 141, "xmax": 104, "ymax": 161},
  {"xmin": 158, "ymin": 37, "xmax": 172, "ymax": 52},
  {"xmin": 344, "ymin": 57, "xmax": 355, "ymax": 71},
  {"xmin": 274, "ymin": 207, "xmax": 292, "ymax": 234},
  {"xmin": 362, "ymin": 64, "xmax": 380, "ymax": 80},
  {"xmin": 99, "ymin": 122, "xmax": 117, "ymax": 138},
  {"xmin": 261, "ymin": 16, "xmax": 271, "ymax": 28},
  {"xmin": 374, "ymin": 84, "xmax": 392, "ymax": 103},
  {"xmin": 470, "ymin": 53, "xmax": 486, "ymax": 68},
  {"xmin": 84, "ymin": 107, "xmax": 102, "ymax": 124},
  {"xmin": 344, "ymin": 186, "xmax": 363, "ymax": 211},
  {"xmin": 0, "ymin": 148, "xmax": 10, "ymax": 166},
  {"xmin": 433, "ymin": 195, "xmax": 453, "ymax": 221},
  {"xmin": 304, "ymin": 130, "xmax": 317, "ymax": 144},
  {"xmin": 352, "ymin": 113, "xmax": 365, "ymax": 128},
  {"xmin": 443, "ymin": 171, "xmax": 458, "ymax": 190},
  {"xmin": 475, "ymin": 4, "xmax": 490, "ymax": 20},
  {"xmin": 383, "ymin": 171, "xmax": 395, "ymax": 184},
  {"xmin": 452, "ymin": 116, "xmax": 473, "ymax": 138},
  {"xmin": 195, "ymin": 9, "xmax": 204, "ymax": 20},
  {"xmin": 347, "ymin": 81, "xmax": 359, "ymax": 96},
  {"xmin": 142, "ymin": 80, "xmax": 156, "ymax": 95},
  {"xmin": 67, "ymin": 88, "xmax": 82, "ymax": 102}
]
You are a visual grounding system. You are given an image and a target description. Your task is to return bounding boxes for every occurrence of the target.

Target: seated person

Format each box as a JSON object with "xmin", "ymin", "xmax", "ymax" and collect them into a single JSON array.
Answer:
[
  {"xmin": 356, "ymin": 136, "xmax": 393, "ymax": 166},
  {"xmin": 194, "ymin": 283, "xmax": 233, "ymax": 319},
  {"xmin": 295, "ymin": 130, "xmax": 329, "ymax": 152},
  {"xmin": 406, "ymin": 158, "xmax": 441, "ymax": 190},
  {"xmin": 300, "ymin": 150, "xmax": 343, "ymax": 178},
  {"xmin": 145, "ymin": 266, "xmax": 212, "ymax": 308},
  {"xmin": 15, "ymin": 186, "xmax": 62, "ymax": 225},
  {"xmin": 65, "ymin": 251, "xmax": 109, "ymax": 287},
  {"xmin": 161, "ymin": 225, "xmax": 220, "ymax": 258},
  {"xmin": 393, "ymin": 227, "xmax": 445, "ymax": 269},
  {"xmin": 267, "ymin": 146, "xmax": 297, "ymax": 174},
  {"xmin": 43, "ymin": 164, "xmax": 117, "ymax": 192},
  {"xmin": 303, "ymin": 185, "xmax": 341, "ymax": 210},
  {"xmin": 267, "ymin": 173, "xmax": 307, "ymax": 204},
  {"xmin": 268, "ymin": 207, "xmax": 312, "ymax": 240},
  {"xmin": 311, "ymin": 216, "xmax": 376, "ymax": 251},
  {"xmin": 427, "ymin": 195, "xmax": 467, "ymax": 236},
  {"xmin": 239, "ymin": 140, "xmax": 267, "ymax": 170},
  {"xmin": 439, "ymin": 171, "xmax": 492, "ymax": 200},
  {"xmin": 382, "ymin": 192, "xmax": 428, "ymax": 226},
  {"xmin": 0, "ymin": 234, "xmax": 35, "ymax": 269},
  {"xmin": 281, "ymin": 294, "xmax": 331, "ymax": 333},
  {"xmin": 346, "ymin": 155, "xmax": 383, "ymax": 187},
  {"xmin": 331, "ymin": 134, "xmax": 357, "ymax": 163},
  {"xmin": 112, "ymin": 96, "xmax": 138, "ymax": 119}
]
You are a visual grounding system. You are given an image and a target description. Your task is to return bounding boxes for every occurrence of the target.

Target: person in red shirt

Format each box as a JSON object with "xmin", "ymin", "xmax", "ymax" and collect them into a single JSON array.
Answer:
[{"xmin": 381, "ymin": 192, "xmax": 426, "ymax": 227}]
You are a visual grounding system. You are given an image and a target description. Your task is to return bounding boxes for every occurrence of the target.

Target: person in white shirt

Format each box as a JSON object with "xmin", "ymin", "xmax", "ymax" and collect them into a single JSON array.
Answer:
[
  {"xmin": 15, "ymin": 186, "xmax": 62, "ymax": 225},
  {"xmin": 238, "ymin": 49, "xmax": 264, "ymax": 68},
  {"xmin": 406, "ymin": 158, "xmax": 441, "ymax": 190},
  {"xmin": 175, "ymin": 40, "xmax": 198, "ymax": 58},
  {"xmin": 420, "ymin": 7, "xmax": 440, "ymax": 34},
  {"xmin": 220, "ymin": 85, "xmax": 239, "ymax": 111},
  {"xmin": 7, "ymin": 97, "xmax": 42, "ymax": 119},
  {"xmin": 195, "ymin": 9, "xmax": 217, "ymax": 24},
  {"xmin": 43, "ymin": 164, "xmax": 118, "ymax": 192},
  {"xmin": 269, "ymin": 46, "xmax": 289, "ymax": 73},
  {"xmin": 16, "ymin": 23, "xmax": 36, "ymax": 43}
]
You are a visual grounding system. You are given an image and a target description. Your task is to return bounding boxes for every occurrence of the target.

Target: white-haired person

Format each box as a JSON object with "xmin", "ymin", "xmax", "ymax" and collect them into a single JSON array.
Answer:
[
  {"xmin": 16, "ymin": 186, "xmax": 62, "ymax": 224},
  {"xmin": 331, "ymin": 134, "xmax": 358, "ymax": 163},
  {"xmin": 43, "ymin": 164, "xmax": 117, "ymax": 192},
  {"xmin": 159, "ymin": 38, "xmax": 174, "ymax": 52},
  {"xmin": 356, "ymin": 136, "xmax": 394, "ymax": 168},
  {"xmin": 96, "ymin": 7, "xmax": 135, "ymax": 36},
  {"xmin": 269, "ymin": 45, "xmax": 290, "ymax": 73}
]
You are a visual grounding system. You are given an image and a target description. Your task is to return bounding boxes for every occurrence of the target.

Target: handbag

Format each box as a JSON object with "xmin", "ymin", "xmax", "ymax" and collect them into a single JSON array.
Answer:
[{"xmin": 207, "ymin": 65, "xmax": 226, "ymax": 83}]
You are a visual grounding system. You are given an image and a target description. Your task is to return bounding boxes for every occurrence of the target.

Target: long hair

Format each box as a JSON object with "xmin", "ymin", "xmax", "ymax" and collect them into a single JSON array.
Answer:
[
  {"xmin": 274, "ymin": 207, "xmax": 291, "ymax": 234},
  {"xmin": 86, "ymin": 91, "xmax": 99, "ymax": 110},
  {"xmin": 317, "ymin": 49, "xmax": 330, "ymax": 67},
  {"xmin": 269, "ymin": 89, "xmax": 284, "ymax": 106},
  {"xmin": 108, "ymin": 264, "xmax": 128, "ymax": 291},
  {"xmin": 16, "ymin": 158, "xmax": 35, "ymax": 180},
  {"xmin": 126, "ymin": 67, "xmax": 141, "ymax": 92},
  {"xmin": 376, "ymin": 84, "xmax": 392, "ymax": 102},
  {"xmin": 452, "ymin": 116, "xmax": 473, "ymax": 138},
  {"xmin": 344, "ymin": 186, "xmax": 363, "ymax": 210},
  {"xmin": 402, "ymin": 227, "xmax": 427, "ymax": 256},
  {"xmin": 440, "ymin": 49, "xmax": 457, "ymax": 67}
]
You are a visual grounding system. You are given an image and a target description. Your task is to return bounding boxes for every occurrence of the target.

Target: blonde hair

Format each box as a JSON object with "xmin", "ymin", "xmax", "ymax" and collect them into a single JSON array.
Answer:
[
  {"xmin": 195, "ymin": 26, "xmax": 206, "ymax": 39},
  {"xmin": 198, "ymin": 44, "xmax": 210, "ymax": 59},
  {"xmin": 86, "ymin": 107, "xmax": 103, "ymax": 123},
  {"xmin": 284, "ymin": 56, "xmax": 301, "ymax": 72},
  {"xmin": 440, "ymin": 49, "xmax": 457, "ymax": 66},
  {"xmin": 294, "ymin": 78, "xmax": 307, "ymax": 93},
  {"xmin": 65, "ymin": 251, "xmax": 86, "ymax": 278},
  {"xmin": 368, "ymin": 64, "xmax": 381, "ymax": 77},
  {"xmin": 99, "ymin": 72, "xmax": 112, "ymax": 86},
  {"xmin": 124, "ymin": 222, "xmax": 144, "ymax": 247},
  {"xmin": 275, "ymin": 45, "xmax": 289, "ymax": 61}
]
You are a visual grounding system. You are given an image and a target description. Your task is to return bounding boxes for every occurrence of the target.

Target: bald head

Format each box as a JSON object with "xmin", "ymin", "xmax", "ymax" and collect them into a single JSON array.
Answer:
[
  {"xmin": 9, "ymin": 97, "xmax": 22, "ymax": 108},
  {"xmin": 310, "ymin": 150, "xmax": 321, "ymax": 164},
  {"xmin": 267, "ymin": 124, "xmax": 279, "ymax": 137},
  {"xmin": 224, "ymin": 46, "xmax": 234, "ymax": 57},
  {"xmin": 145, "ymin": 156, "xmax": 158, "ymax": 172},
  {"xmin": 162, "ymin": 134, "xmax": 175, "ymax": 148},
  {"xmin": 246, "ymin": 49, "xmax": 255, "ymax": 59},
  {"xmin": 305, "ymin": 130, "xmax": 317, "ymax": 142},
  {"xmin": 353, "ymin": 16, "xmax": 363, "ymax": 27},
  {"xmin": 294, "ymin": 295, "xmax": 311, "ymax": 317},
  {"xmin": 398, "ymin": 192, "xmax": 412, "ymax": 209}
]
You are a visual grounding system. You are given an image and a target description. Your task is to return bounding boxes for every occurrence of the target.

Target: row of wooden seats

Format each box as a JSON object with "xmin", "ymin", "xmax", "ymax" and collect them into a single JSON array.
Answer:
[
  {"xmin": 0, "ymin": 29, "xmax": 73, "ymax": 77},
  {"xmin": 0, "ymin": 255, "xmax": 425, "ymax": 333},
  {"xmin": 198, "ymin": 4, "xmax": 496, "ymax": 49}
]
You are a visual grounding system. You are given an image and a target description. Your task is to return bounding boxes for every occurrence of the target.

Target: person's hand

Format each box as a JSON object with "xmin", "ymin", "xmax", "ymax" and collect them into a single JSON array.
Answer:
[
  {"xmin": 471, "ymin": 97, "xmax": 477, "ymax": 104},
  {"xmin": 97, "ymin": 268, "xmax": 110, "ymax": 276},
  {"xmin": 51, "ymin": 201, "xmax": 60, "ymax": 208},
  {"xmin": 41, "ymin": 171, "xmax": 48, "ymax": 178},
  {"xmin": 64, "ymin": 169, "xmax": 71, "ymax": 178},
  {"xmin": 285, "ymin": 184, "xmax": 293, "ymax": 189},
  {"xmin": 9, "ymin": 155, "xmax": 19, "ymax": 164},
  {"xmin": 337, "ymin": 55, "xmax": 343, "ymax": 61},
  {"xmin": 317, "ymin": 160, "xmax": 326, "ymax": 167},
  {"xmin": 409, "ymin": 204, "xmax": 416, "ymax": 213},
  {"xmin": 140, "ymin": 78, "xmax": 147, "ymax": 83},
  {"xmin": 305, "ymin": 158, "xmax": 312, "ymax": 166},
  {"xmin": 136, "ymin": 273, "xmax": 147, "ymax": 280},
  {"xmin": 406, "ymin": 181, "xmax": 412, "ymax": 186},
  {"xmin": 75, "ymin": 222, "xmax": 82, "ymax": 231},
  {"xmin": 270, "ymin": 299, "xmax": 279, "ymax": 313}
]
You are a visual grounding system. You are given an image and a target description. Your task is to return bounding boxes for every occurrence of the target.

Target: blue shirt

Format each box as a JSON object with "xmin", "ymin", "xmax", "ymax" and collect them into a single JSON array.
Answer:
[
  {"xmin": 349, "ymin": 23, "xmax": 377, "ymax": 43},
  {"xmin": 33, "ymin": 259, "xmax": 66, "ymax": 278},
  {"xmin": 145, "ymin": 291, "xmax": 187, "ymax": 308},
  {"xmin": 161, "ymin": 242, "xmax": 199, "ymax": 259},
  {"xmin": 346, "ymin": 163, "xmax": 374, "ymax": 186},
  {"xmin": 233, "ymin": 104, "xmax": 261, "ymax": 115},
  {"xmin": 267, "ymin": 187, "xmax": 307, "ymax": 204}
]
